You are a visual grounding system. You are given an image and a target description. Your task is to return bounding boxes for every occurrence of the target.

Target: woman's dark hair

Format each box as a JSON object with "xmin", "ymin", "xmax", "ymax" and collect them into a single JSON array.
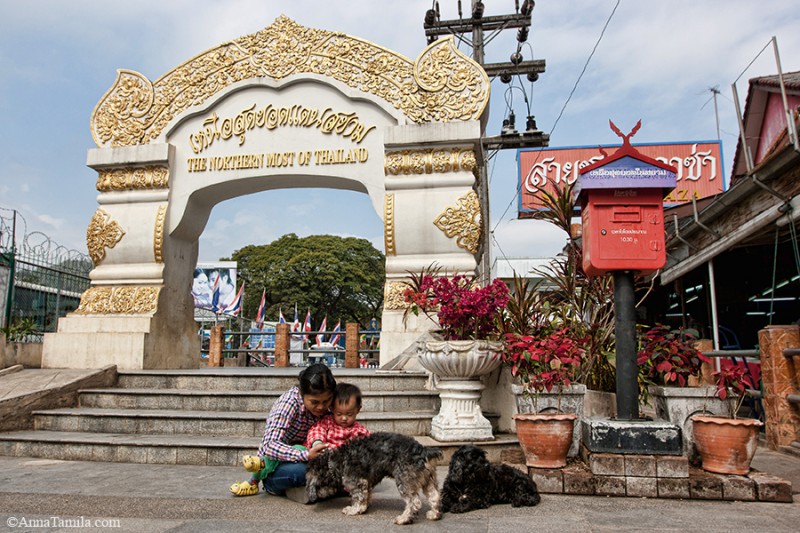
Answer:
[
  {"xmin": 334, "ymin": 383, "xmax": 363, "ymax": 409},
  {"xmin": 298, "ymin": 363, "xmax": 336, "ymax": 396}
]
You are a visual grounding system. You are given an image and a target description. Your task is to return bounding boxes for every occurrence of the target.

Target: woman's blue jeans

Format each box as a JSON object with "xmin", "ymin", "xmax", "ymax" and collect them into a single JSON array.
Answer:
[{"xmin": 262, "ymin": 461, "xmax": 306, "ymax": 495}]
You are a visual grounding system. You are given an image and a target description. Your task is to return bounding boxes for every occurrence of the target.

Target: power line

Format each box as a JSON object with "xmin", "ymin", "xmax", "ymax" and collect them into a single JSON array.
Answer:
[
  {"xmin": 550, "ymin": 0, "xmax": 621, "ymax": 137},
  {"xmin": 491, "ymin": 0, "xmax": 621, "ymax": 242}
]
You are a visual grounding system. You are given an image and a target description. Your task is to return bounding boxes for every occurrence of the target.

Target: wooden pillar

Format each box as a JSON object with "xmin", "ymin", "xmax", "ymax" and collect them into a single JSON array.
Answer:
[
  {"xmin": 345, "ymin": 322, "xmax": 359, "ymax": 368},
  {"xmin": 757, "ymin": 324, "xmax": 800, "ymax": 450},
  {"xmin": 693, "ymin": 339, "xmax": 715, "ymax": 386},
  {"xmin": 275, "ymin": 323, "xmax": 289, "ymax": 368},
  {"xmin": 209, "ymin": 326, "xmax": 224, "ymax": 367}
]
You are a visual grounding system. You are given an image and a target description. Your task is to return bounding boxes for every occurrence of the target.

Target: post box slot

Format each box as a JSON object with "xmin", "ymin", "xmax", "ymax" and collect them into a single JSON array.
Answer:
[{"xmin": 612, "ymin": 207, "xmax": 641, "ymax": 223}]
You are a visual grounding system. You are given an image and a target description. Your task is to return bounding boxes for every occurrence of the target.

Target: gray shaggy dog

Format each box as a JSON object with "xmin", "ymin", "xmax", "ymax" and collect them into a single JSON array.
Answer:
[
  {"xmin": 305, "ymin": 432, "xmax": 443, "ymax": 525},
  {"xmin": 440, "ymin": 444, "xmax": 541, "ymax": 513}
]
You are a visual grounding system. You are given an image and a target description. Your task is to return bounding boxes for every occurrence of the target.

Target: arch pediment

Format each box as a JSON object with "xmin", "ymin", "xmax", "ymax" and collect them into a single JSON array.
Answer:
[{"xmin": 91, "ymin": 16, "xmax": 489, "ymax": 148}]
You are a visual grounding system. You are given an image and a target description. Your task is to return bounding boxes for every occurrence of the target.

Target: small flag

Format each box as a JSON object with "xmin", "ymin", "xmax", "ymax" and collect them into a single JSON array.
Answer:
[
  {"xmin": 303, "ymin": 310, "xmax": 312, "ymax": 342},
  {"xmin": 255, "ymin": 290, "xmax": 266, "ymax": 328},
  {"xmin": 329, "ymin": 320, "xmax": 342, "ymax": 346},
  {"xmin": 316, "ymin": 316, "xmax": 327, "ymax": 346},
  {"xmin": 292, "ymin": 305, "xmax": 302, "ymax": 340},
  {"xmin": 223, "ymin": 282, "xmax": 244, "ymax": 316},
  {"xmin": 210, "ymin": 275, "xmax": 221, "ymax": 313},
  {"xmin": 278, "ymin": 308, "xmax": 286, "ymax": 324}
]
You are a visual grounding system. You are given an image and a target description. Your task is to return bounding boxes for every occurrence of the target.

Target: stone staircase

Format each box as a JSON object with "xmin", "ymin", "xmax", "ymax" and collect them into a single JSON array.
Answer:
[{"xmin": 0, "ymin": 368, "xmax": 517, "ymax": 465}]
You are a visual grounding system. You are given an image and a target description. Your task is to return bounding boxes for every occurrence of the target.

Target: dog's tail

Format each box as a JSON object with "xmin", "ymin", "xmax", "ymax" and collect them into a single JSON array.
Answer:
[{"xmin": 423, "ymin": 446, "xmax": 444, "ymax": 465}]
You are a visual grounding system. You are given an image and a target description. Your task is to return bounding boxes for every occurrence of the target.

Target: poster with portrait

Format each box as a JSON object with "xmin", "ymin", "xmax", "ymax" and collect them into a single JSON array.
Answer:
[{"xmin": 191, "ymin": 261, "xmax": 238, "ymax": 311}]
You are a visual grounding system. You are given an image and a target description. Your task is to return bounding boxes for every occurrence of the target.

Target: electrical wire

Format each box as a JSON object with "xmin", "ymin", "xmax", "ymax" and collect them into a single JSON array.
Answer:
[
  {"xmin": 733, "ymin": 38, "xmax": 774, "ymax": 85},
  {"xmin": 491, "ymin": 0, "xmax": 622, "ymax": 245},
  {"xmin": 549, "ymin": 0, "xmax": 621, "ymax": 140}
]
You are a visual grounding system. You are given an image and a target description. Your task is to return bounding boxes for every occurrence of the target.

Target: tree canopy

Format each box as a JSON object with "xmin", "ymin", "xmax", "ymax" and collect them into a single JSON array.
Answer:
[{"xmin": 230, "ymin": 234, "xmax": 385, "ymax": 328}]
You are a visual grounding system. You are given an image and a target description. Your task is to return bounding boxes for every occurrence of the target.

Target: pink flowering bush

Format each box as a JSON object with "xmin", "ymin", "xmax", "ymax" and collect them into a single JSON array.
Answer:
[{"xmin": 403, "ymin": 269, "xmax": 510, "ymax": 341}]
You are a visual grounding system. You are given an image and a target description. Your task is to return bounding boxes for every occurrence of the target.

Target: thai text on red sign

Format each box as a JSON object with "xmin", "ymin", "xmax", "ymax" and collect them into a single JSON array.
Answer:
[{"xmin": 518, "ymin": 141, "xmax": 723, "ymax": 215}]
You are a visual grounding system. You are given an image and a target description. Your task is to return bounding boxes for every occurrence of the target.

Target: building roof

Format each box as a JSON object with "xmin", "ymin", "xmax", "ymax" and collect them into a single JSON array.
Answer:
[
  {"xmin": 492, "ymin": 257, "xmax": 555, "ymax": 279},
  {"xmin": 731, "ymin": 70, "xmax": 800, "ymax": 181}
]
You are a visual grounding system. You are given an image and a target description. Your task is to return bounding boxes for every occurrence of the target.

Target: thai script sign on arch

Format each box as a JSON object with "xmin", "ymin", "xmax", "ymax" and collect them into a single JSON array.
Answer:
[{"xmin": 518, "ymin": 141, "xmax": 723, "ymax": 216}]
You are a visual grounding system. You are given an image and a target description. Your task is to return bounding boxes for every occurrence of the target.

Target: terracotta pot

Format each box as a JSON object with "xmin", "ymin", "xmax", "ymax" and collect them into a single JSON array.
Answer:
[
  {"xmin": 691, "ymin": 415, "xmax": 763, "ymax": 475},
  {"xmin": 513, "ymin": 413, "xmax": 577, "ymax": 468}
]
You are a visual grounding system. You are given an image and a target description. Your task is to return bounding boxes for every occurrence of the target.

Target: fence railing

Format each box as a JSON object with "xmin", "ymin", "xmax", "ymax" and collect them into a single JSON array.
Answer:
[
  {"xmin": 205, "ymin": 323, "xmax": 380, "ymax": 368},
  {"xmin": 1, "ymin": 209, "xmax": 92, "ymax": 340}
]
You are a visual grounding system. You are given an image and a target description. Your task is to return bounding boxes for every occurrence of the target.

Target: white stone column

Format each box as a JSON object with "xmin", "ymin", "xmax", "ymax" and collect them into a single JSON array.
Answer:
[
  {"xmin": 379, "ymin": 122, "xmax": 484, "ymax": 364},
  {"xmin": 42, "ymin": 144, "xmax": 199, "ymax": 369}
]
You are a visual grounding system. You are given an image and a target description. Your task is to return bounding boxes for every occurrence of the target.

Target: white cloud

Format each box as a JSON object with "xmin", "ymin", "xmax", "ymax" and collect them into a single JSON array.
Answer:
[{"xmin": 2, "ymin": 0, "xmax": 799, "ymax": 268}]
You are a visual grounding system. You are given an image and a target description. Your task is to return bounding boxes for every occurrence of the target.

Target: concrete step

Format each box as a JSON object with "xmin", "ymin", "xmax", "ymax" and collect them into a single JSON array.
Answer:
[
  {"xmin": 32, "ymin": 408, "xmax": 440, "ymax": 437},
  {"xmin": 0, "ymin": 367, "xmax": 517, "ymax": 467},
  {"xmin": 116, "ymin": 369, "xmax": 430, "ymax": 392},
  {"xmin": 0, "ymin": 430, "xmax": 520, "ymax": 466},
  {"xmin": 78, "ymin": 388, "xmax": 439, "ymax": 413}
]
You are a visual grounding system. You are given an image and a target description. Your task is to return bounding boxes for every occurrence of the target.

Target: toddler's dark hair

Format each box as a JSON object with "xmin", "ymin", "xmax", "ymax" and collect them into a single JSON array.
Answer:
[
  {"xmin": 298, "ymin": 363, "xmax": 336, "ymax": 396},
  {"xmin": 334, "ymin": 382, "xmax": 363, "ymax": 409}
]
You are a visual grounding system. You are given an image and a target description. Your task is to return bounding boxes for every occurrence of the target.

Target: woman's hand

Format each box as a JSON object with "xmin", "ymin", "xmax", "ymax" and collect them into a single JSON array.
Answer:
[{"xmin": 308, "ymin": 441, "xmax": 329, "ymax": 460}]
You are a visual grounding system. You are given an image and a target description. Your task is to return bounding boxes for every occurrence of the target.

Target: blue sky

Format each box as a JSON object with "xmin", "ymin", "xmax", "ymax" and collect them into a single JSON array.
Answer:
[{"xmin": 1, "ymin": 0, "xmax": 799, "ymax": 266}]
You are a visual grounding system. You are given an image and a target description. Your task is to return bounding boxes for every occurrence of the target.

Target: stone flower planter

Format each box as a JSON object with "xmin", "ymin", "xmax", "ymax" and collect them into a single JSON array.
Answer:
[{"xmin": 417, "ymin": 339, "xmax": 502, "ymax": 442}]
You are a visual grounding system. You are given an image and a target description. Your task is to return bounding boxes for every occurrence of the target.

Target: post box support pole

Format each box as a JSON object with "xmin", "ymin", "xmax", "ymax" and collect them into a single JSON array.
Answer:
[{"xmin": 614, "ymin": 270, "xmax": 639, "ymax": 420}]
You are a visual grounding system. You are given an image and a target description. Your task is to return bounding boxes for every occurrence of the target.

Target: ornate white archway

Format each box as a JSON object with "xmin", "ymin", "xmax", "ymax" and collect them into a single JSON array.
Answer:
[{"xmin": 42, "ymin": 17, "xmax": 490, "ymax": 369}]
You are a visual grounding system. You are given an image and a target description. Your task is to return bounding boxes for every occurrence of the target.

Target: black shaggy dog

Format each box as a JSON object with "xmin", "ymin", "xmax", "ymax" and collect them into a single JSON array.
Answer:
[
  {"xmin": 305, "ymin": 432, "xmax": 443, "ymax": 525},
  {"xmin": 440, "ymin": 444, "xmax": 541, "ymax": 513}
]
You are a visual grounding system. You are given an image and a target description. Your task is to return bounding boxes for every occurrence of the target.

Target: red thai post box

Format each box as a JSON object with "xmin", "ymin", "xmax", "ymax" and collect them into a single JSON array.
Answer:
[{"xmin": 578, "ymin": 135, "xmax": 677, "ymax": 277}]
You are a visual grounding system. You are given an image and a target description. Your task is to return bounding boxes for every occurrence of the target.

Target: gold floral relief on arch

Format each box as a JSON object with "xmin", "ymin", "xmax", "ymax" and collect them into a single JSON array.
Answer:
[
  {"xmin": 153, "ymin": 205, "xmax": 167, "ymax": 263},
  {"xmin": 86, "ymin": 209, "xmax": 126, "ymax": 265},
  {"xmin": 95, "ymin": 166, "xmax": 169, "ymax": 192},
  {"xmin": 91, "ymin": 16, "xmax": 489, "ymax": 147},
  {"xmin": 433, "ymin": 190, "xmax": 481, "ymax": 255},
  {"xmin": 75, "ymin": 286, "xmax": 161, "ymax": 314},
  {"xmin": 384, "ymin": 281, "xmax": 412, "ymax": 311},
  {"xmin": 384, "ymin": 147, "xmax": 476, "ymax": 175},
  {"xmin": 383, "ymin": 193, "xmax": 396, "ymax": 257}
]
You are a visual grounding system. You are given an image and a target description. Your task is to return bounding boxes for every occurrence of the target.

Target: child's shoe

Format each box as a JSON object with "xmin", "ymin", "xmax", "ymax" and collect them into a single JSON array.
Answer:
[
  {"xmin": 229, "ymin": 480, "xmax": 259, "ymax": 496},
  {"xmin": 242, "ymin": 455, "xmax": 264, "ymax": 473}
]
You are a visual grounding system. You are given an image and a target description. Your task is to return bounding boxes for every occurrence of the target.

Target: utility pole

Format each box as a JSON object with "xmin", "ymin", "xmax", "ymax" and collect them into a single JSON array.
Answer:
[
  {"xmin": 423, "ymin": 1, "xmax": 550, "ymax": 282},
  {"xmin": 708, "ymin": 86, "xmax": 721, "ymax": 141}
]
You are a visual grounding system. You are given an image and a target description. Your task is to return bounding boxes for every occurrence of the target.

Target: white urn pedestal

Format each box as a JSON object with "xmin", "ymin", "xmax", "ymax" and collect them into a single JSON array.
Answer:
[{"xmin": 417, "ymin": 339, "xmax": 502, "ymax": 442}]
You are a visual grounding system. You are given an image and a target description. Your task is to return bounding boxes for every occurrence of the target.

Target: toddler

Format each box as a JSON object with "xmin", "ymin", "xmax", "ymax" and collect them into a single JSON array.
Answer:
[{"xmin": 232, "ymin": 382, "xmax": 369, "ymax": 497}]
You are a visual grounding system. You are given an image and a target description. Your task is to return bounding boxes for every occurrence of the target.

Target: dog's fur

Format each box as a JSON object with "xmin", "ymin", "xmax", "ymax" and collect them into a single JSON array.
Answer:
[
  {"xmin": 305, "ymin": 432, "xmax": 443, "ymax": 525},
  {"xmin": 440, "ymin": 445, "xmax": 541, "ymax": 513}
]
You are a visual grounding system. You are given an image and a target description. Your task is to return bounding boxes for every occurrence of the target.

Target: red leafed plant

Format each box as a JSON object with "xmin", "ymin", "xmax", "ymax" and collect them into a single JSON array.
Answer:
[
  {"xmin": 712, "ymin": 364, "xmax": 754, "ymax": 419},
  {"xmin": 402, "ymin": 267, "xmax": 510, "ymax": 341},
  {"xmin": 637, "ymin": 324, "xmax": 711, "ymax": 388},
  {"xmin": 501, "ymin": 327, "xmax": 585, "ymax": 410}
]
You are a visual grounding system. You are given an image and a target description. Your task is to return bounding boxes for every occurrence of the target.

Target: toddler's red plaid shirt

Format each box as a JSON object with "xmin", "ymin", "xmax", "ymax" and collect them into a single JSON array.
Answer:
[{"xmin": 305, "ymin": 414, "xmax": 370, "ymax": 449}]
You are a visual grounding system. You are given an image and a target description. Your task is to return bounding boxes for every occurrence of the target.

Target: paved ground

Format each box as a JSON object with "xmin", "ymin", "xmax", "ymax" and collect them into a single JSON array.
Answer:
[
  {"xmin": 0, "ymin": 448, "xmax": 798, "ymax": 533},
  {"xmin": 2, "ymin": 367, "xmax": 799, "ymax": 531}
]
